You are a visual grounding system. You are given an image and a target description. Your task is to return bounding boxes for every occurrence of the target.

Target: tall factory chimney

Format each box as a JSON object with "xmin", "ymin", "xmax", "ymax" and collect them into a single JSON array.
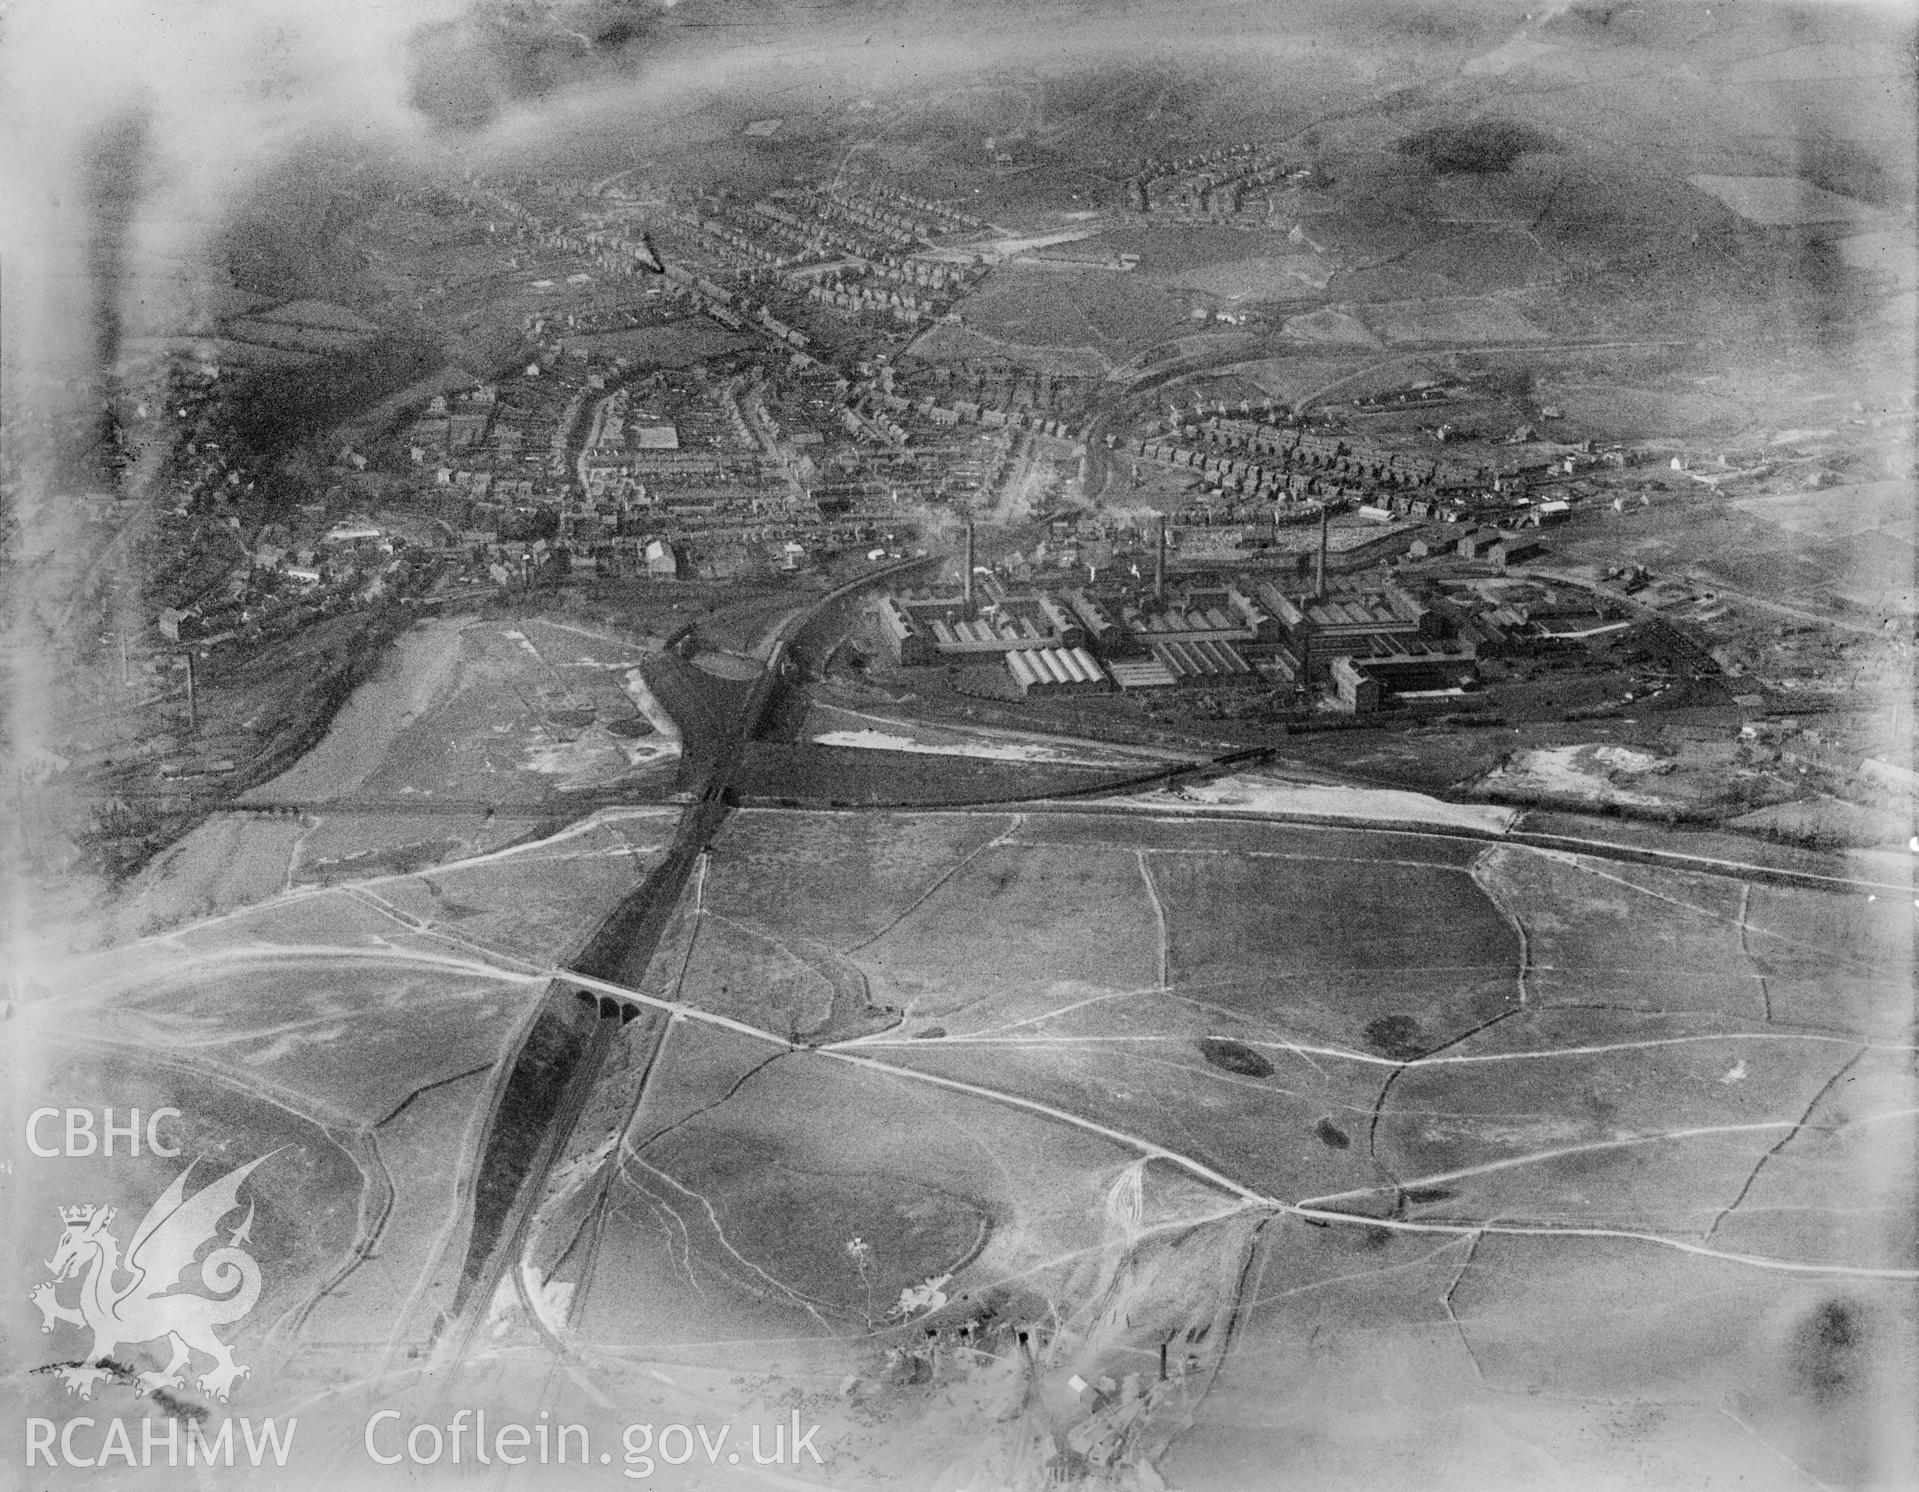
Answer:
[
  {"xmin": 1154, "ymin": 515, "xmax": 1166, "ymax": 600},
  {"xmin": 963, "ymin": 520, "xmax": 975, "ymax": 616},
  {"xmin": 1314, "ymin": 504, "xmax": 1329, "ymax": 598}
]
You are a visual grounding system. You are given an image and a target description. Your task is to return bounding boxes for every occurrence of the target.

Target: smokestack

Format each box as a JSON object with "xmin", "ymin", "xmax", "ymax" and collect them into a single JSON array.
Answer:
[
  {"xmin": 963, "ymin": 520, "xmax": 975, "ymax": 616},
  {"xmin": 1315, "ymin": 505, "xmax": 1328, "ymax": 599},
  {"xmin": 1154, "ymin": 515, "xmax": 1166, "ymax": 600}
]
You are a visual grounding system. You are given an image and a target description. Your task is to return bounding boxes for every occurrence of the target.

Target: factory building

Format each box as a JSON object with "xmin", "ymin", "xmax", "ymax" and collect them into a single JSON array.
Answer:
[
  {"xmin": 1116, "ymin": 582, "xmax": 1276, "ymax": 649},
  {"xmin": 878, "ymin": 595, "xmax": 935, "ymax": 665},
  {"xmin": 1261, "ymin": 580, "xmax": 1442, "ymax": 658},
  {"xmin": 1332, "ymin": 643, "xmax": 1481, "ymax": 713},
  {"xmin": 880, "ymin": 586, "xmax": 1088, "ymax": 660},
  {"xmin": 1108, "ymin": 658, "xmax": 1179, "ymax": 691},
  {"xmin": 1063, "ymin": 589, "xmax": 1122, "ymax": 652},
  {"xmin": 1491, "ymin": 535, "xmax": 1547, "ymax": 568},
  {"xmin": 1035, "ymin": 595, "xmax": 1089, "ymax": 649},
  {"xmin": 1005, "ymin": 646, "xmax": 1110, "ymax": 696},
  {"xmin": 924, "ymin": 613, "xmax": 1058, "ymax": 653},
  {"xmin": 1331, "ymin": 656, "xmax": 1384, "ymax": 713},
  {"xmin": 1148, "ymin": 637, "xmax": 1260, "ymax": 686},
  {"xmin": 876, "ymin": 569, "xmax": 1483, "ymax": 704}
]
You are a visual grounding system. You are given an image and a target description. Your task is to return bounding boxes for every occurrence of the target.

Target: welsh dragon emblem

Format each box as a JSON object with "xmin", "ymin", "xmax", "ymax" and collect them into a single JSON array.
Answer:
[{"xmin": 30, "ymin": 1154, "xmax": 272, "ymax": 1402}]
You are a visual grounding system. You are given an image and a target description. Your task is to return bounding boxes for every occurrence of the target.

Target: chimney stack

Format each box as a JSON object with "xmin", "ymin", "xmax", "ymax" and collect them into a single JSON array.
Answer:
[
  {"xmin": 963, "ymin": 520, "xmax": 975, "ymax": 616},
  {"xmin": 1154, "ymin": 515, "xmax": 1166, "ymax": 600},
  {"xmin": 1315, "ymin": 505, "xmax": 1328, "ymax": 598}
]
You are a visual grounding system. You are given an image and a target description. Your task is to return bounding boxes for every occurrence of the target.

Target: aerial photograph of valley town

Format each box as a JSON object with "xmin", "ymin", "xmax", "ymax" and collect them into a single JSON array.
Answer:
[{"xmin": 2, "ymin": 1, "xmax": 1914, "ymax": 1488}]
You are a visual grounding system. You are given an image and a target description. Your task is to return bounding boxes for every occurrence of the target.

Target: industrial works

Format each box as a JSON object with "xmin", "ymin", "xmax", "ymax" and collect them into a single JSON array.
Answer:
[{"xmin": 5, "ymin": 2, "xmax": 1914, "ymax": 1491}]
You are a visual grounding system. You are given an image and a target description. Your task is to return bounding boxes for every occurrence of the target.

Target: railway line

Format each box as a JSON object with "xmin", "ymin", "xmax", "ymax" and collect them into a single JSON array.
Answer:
[
  {"xmin": 284, "ymin": 542, "xmax": 1899, "ymax": 1376},
  {"xmin": 423, "ymin": 554, "xmax": 936, "ymax": 1359}
]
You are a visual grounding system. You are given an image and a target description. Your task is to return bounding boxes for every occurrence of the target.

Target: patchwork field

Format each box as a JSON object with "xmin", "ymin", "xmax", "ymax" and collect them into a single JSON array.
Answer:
[
  {"xmin": 1733, "ymin": 479, "xmax": 1918, "ymax": 546},
  {"xmin": 961, "ymin": 266, "xmax": 1194, "ymax": 356},
  {"xmin": 1361, "ymin": 295, "xmax": 1550, "ymax": 345},
  {"xmin": 15, "ymin": 0, "xmax": 1919, "ymax": 1483},
  {"xmin": 1554, "ymin": 489, "xmax": 1917, "ymax": 612},
  {"xmin": 558, "ymin": 318, "xmax": 755, "ymax": 366},
  {"xmin": 488, "ymin": 803, "xmax": 1914, "ymax": 1488},
  {"xmin": 15, "ymin": 785, "xmax": 679, "ymax": 1420},
  {"xmin": 17, "ymin": 751, "xmax": 1912, "ymax": 1492},
  {"xmin": 1398, "ymin": 227, "xmax": 1559, "ymax": 292},
  {"xmin": 1166, "ymin": 256, "xmax": 1335, "ymax": 301},
  {"xmin": 10, "ymin": 1038, "xmax": 368, "ymax": 1353}
]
